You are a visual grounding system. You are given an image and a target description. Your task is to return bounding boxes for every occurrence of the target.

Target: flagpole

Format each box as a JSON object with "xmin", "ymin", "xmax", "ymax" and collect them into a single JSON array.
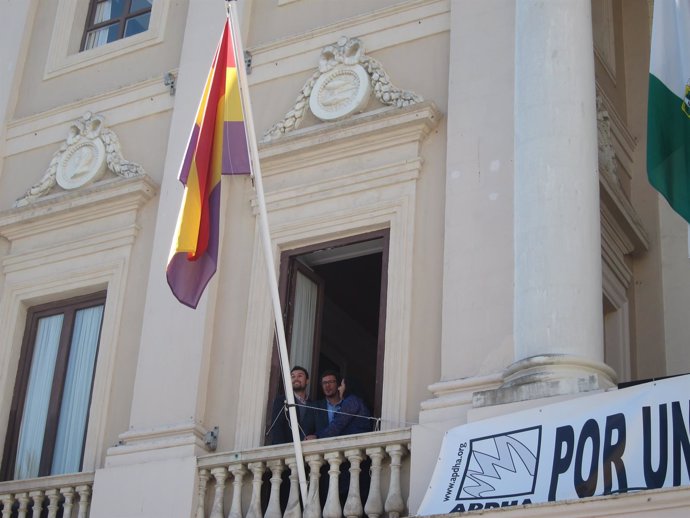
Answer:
[{"xmin": 226, "ymin": 0, "xmax": 309, "ymax": 504}]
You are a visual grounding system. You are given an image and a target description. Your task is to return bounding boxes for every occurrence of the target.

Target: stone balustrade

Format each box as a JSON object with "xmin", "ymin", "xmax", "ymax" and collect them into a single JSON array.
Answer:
[
  {"xmin": 0, "ymin": 472, "xmax": 93, "ymax": 518},
  {"xmin": 197, "ymin": 428, "xmax": 411, "ymax": 518}
]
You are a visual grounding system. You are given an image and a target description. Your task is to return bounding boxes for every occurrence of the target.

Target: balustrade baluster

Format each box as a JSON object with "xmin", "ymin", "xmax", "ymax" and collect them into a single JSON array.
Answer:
[
  {"xmin": 29, "ymin": 490, "xmax": 44, "ymax": 518},
  {"xmin": 227, "ymin": 463, "xmax": 247, "ymax": 518},
  {"xmin": 196, "ymin": 469, "xmax": 210, "ymax": 518},
  {"xmin": 363, "ymin": 447, "xmax": 383, "ymax": 518},
  {"xmin": 45, "ymin": 489, "xmax": 60, "ymax": 518},
  {"xmin": 60, "ymin": 487, "xmax": 75, "ymax": 518},
  {"xmin": 210, "ymin": 467, "xmax": 229, "ymax": 518},
  {"xmin": 384, "ymin": 445, "xmax": 407, "ymax": 518},
  {"xmin": 303, "ymin": 454, "xmax": 324, "ymax": 518},
  {"xmin": 16, "ymin": 492, "xmax": 29, "ymax": 518},
  {"xmin": 283, "ymin": 457, "xmax": 301, "ymax": 518},
  {"xmin": 75, "ymin": 485, "xmax": 90, "ymax": 518},
  {"xmin": 245, "ymin": 462, "xmax": 265, "ymax": 518},
  {"xmin": 0, "ymin": 494, "xmax": 14, "ymax": 518},
  {"xmin": 323, "ymin": 452, "xmax": 343, "ymax": 518},
  {"xmin": 193, "ymin": 430, "xmax": 410, "ymax": 518},
  {"xmin": 343, "ymin": 449, "xmax": 363, "ymax": 518},
  {"xmin": 265, "ymin": 460, "xmax": 285, "ymax": 518}
]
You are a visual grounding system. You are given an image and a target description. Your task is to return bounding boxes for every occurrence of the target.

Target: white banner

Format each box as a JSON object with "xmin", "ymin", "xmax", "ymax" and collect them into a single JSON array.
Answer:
[{"xmin": 418, "ymin": 374, "xmax": 690, "ymax": 514}]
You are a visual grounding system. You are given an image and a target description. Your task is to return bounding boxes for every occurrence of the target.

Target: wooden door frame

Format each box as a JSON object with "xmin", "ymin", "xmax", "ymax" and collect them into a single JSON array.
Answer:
[
  {"xmin": 1, "ymin": 291, "xmax": 106, "ymax": 481},
  {"xmin": 264, "ymin": 229, "xmax": 390, "ymax": 442}
]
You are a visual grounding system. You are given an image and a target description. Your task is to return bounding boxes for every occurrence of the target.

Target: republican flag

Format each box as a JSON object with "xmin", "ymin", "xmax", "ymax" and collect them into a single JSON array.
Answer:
[
  {"xmin": 167, "ymin": 18, "xmax": 251, "ymax": 308},
  {"xmin": 647, "ymin": 0, "xmax": 690, "ymax": 223}
]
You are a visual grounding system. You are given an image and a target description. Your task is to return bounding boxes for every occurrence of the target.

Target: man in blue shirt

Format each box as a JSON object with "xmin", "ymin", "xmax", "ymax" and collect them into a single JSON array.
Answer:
[{"xmin": 307, "ymin": 370, "xmax": 372, "ymax": 439}]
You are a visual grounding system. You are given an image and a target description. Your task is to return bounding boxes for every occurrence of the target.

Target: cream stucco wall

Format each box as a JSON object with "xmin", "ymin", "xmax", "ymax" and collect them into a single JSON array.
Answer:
[
  {"xmin": 0, "ymin": 1, "xmax": 689, "ymax": 517},
  {"xmin": 13, "ymin": 0, "xmax": 187, "ymax": 119},
  {"xmin": 659, "ymin": 204, "xmax": 690, "ymax": 376}
]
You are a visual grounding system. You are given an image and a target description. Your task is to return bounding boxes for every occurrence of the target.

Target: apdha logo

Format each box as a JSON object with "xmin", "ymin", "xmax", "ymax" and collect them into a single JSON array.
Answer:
[{"xmin": 458, "ymin": 426, "xmax": 542, "ymax": 501}]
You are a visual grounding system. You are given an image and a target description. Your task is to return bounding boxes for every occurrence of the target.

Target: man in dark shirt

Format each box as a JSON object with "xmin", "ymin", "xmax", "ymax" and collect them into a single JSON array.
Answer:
[{"xmin": 268, "ymin": 366, "xmax": 316, "ymax": 444}]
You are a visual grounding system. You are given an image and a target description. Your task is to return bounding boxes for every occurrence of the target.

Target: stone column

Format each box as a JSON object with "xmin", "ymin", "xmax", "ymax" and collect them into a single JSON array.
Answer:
[
  {"xmin": 476, "ymin": 0, "xmax": 616, "ymax": 407},
  {"xmin": 411, "ymin": 0, "xmax": 516, "ymax": 512},
  {"xmin": 88, "ymin": 2, "xmax": 239, "ymax": 517}
]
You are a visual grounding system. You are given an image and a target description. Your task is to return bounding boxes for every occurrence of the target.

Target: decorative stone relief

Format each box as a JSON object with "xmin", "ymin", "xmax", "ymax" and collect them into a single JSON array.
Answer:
[
  {"xmin": 263, "ymin": 36, "xmax": 423, "ymax": 141},
  {"xmin": 596, "ymin": 95, "xmax": 621, "ymax": 189},
  {"xmin": 14, "ymin": 112, "xmax": 145, "ymax": 207}
]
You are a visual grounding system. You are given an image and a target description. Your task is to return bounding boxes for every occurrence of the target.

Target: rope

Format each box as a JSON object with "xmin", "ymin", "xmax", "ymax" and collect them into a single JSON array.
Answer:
[
  {"xmin": 270, "ymin": 400, "xmax": 469, "ymax": 437},
  {"xmin": 291, "ymin": 401, "xmax": 407, "ymax": 430}
]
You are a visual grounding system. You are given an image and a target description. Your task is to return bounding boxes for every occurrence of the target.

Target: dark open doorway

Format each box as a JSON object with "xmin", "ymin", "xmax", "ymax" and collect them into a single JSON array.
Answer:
[{"xmin": 266, "ymin": 230, "xmax": 389, "ymax": 440}]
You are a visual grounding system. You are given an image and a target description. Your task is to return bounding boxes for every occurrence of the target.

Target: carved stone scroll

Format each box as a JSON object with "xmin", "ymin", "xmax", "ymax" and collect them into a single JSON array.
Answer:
[
  {"xmin": 14, "ymin": 112, "xmax": 145, "ymax": 207},
  {"xmin": 263, "ymin": 37, "xmax": 423, "ymax": 142}
]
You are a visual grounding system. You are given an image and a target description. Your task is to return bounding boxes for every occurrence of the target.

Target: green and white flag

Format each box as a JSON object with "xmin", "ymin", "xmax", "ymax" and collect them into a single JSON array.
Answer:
[{"xmin": 648, "ymin": 0, "xmax": 690, "ymax": 223}]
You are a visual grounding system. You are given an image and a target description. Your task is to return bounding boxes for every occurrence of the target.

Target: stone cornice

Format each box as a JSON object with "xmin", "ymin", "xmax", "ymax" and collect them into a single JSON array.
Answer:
[
  {"xmin": 252, "ymin": 159, "xmax": 422, "ymax": 216},
  {"xmin": 599, "ymin": 169, "xmax": 649, "ymax": 253},
  {"xmin": 258, "ymin": 101, "xmax": 441, "ymax": 174},
  {"xmin": 0, "ymin": 175, "xmax": 157, "ymax": 242},
  {"xmin": 421, "ymin": 373, "xmax": 504, "ymax": 412},
  {"xmin": 5, "ymin": 77, "xmax": 174, "ymax": 157}
]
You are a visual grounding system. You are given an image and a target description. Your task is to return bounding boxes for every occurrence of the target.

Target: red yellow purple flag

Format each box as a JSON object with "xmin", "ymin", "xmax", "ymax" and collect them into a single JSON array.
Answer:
[{"xmin": 167, "ymin": 18, "xmax": 251, "ymax": 308}]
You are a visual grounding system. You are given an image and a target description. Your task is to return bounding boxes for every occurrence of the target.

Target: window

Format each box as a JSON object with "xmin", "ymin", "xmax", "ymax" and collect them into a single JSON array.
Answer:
[
  {"xmin": 266, "ymin": 230, "xmax": 389, "ymax": 438},
  {"xmin": 81, "ymin": 0, "xmax": 153, "ymax": 51},
  {"xmin": 1, "ymin": 292, "xmax": 106, "ymax": 481}
]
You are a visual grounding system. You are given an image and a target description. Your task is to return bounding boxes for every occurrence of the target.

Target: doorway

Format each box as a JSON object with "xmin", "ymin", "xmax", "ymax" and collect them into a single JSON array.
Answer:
[{"xmin": 267, "ymin": 230, "xmax": 389, "ymax": 432}]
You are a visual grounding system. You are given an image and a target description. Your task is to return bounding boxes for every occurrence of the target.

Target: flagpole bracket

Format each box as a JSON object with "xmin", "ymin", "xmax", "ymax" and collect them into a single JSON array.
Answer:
[
  {"xmin": 244, "ymin": 50, "xmax": 252, "ymax": 75},
  {"xmin": 163, "ymin": 71, "xmax": 176, "ymax": 96},
  {"xmin": 203, "ymin": 426, "xmax": 219, "ymax": 451}
]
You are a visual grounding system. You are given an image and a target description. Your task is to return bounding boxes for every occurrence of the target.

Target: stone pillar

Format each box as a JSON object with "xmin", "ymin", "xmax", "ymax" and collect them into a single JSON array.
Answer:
[
  {"xmin": 475, "ymin": 0, "xmax": 616, "ymax": 407},
  {"xmin": 88, "ymin": 2, "xmax": 237, "ymax": 517},
  {"xmin": 410, "ymin": 0, "xmax": 516, "ymax": 512}
]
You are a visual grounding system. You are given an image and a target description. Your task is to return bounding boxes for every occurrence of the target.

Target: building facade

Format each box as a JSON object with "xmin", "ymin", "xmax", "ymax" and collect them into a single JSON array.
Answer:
[{"xmin": 0, "ymin": 0, "xmax": 688, "ymax": 516}]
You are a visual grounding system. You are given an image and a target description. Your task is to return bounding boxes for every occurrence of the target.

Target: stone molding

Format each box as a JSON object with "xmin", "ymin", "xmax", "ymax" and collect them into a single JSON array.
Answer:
[
  {"xmin": 105, "ymin": 421, "xmax": 213, "ymax": 464},
  {"xmin": 255, "ymin": 159, "xmax": 421, "ymax": 217},
  {"xmin": 473, "ymin": 354, "xmax": 618, "ymax": 408},
  {"xmin": 599, "ymin": 168, "xmax": 649, "ymax": 253},
  {"xmin": 44, "ymin": 0, "xmax": 171, "ymax": 80},
  {"xmin": 592, "ymin": 0, "xmax": 617, "ymax": 83},
  {"xmin": 420, "ymin": 373, "xmax": 504, "ymax": 414},
  {"xmin": 419, "ymin": 372, "xmax": 503, "ymax": 424},
  {"xmin": 596, "ymin": 92, "xmax": 648, "ymax": 252},
  {"xmin": 5, "ymin": 76, "xmax": 174, "ymax": 157},
  {"xmin": 260, "ymin": 102, "xmax": 440, "ymax": 168},
  {"xmin": 0, "ymin": 175, "xmax": 156, "ymax": 243}
]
